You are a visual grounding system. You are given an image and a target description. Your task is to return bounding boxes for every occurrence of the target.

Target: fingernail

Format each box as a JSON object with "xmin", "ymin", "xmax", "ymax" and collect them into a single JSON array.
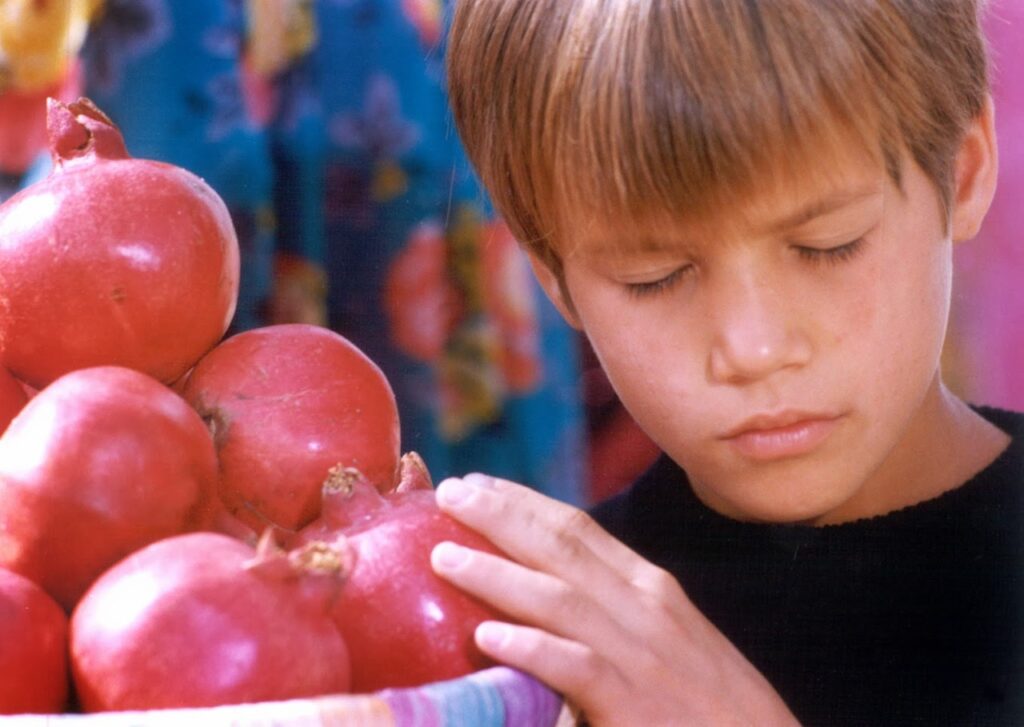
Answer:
[
  {"xmin": 432, "ymin": 541, "xmax": 469, "ymax": 570},
  {"xmin": 437, "ymin": 478, "xmax": 475, "ymax": 507},
  {"xmin": 463, "ymin": 472, "xmax": 496, "ymax": 489},
  {"xmin": 476, "ymin": 621, "xmax": 511, "ymax": 652}
]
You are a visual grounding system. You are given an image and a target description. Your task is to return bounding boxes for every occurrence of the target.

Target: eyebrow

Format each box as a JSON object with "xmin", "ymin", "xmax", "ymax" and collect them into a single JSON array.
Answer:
[
  {"xmin": 584, "ymin": 234, "xmax": 688, "ymax": 257},
  {"xmin": 765, "ymin": 186, "xmax": 883, "ymax": 234}
]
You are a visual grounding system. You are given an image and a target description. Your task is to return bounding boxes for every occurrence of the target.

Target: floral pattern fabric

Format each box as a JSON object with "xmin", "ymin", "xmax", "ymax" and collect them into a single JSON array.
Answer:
[{"xmin": 265, "ymin": 0, "xmax": 586, "ymax": 503}]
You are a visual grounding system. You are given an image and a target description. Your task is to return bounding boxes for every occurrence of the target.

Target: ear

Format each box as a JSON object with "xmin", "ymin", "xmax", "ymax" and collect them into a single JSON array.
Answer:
[
  {"xmin": 951, "ymin": 96, "xmax": 998, "ymax": 242},
  {"xmin": 525, "ymin": 250, "xmax": 583, "ymax": 330}
]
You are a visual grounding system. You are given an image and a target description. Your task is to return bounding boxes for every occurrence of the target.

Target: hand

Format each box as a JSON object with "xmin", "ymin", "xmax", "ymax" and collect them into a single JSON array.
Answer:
[{"xmin": 431, "ymin": 474, "xmax": 799, "ymax": 727}]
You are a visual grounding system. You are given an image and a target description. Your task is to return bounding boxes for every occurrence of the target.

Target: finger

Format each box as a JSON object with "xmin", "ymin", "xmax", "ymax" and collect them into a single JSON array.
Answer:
[
  {"xmin": 435, "ymin": 475, "xmax": 632, "ymax": 570},
  {"xmin": 435, "ymin": 474, "xmax": 676, "ymax": 598},
  {"xmin": 472, "ymin": 619, "xmax": 627, "ymax": 721},
  {"xmin": 436, "ymin": 476, "xmax": 697, "ymax": 645},
  {"xmin": 435, "ymin": 476, "xmax": 631, "ymax": 607},
  {"xmin": 431, "ymin": 540, "xmax": 634, "ymax": 654}
]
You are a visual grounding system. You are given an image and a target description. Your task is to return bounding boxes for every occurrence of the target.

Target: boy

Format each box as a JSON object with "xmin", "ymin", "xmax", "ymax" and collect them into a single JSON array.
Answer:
[{"xmin": 429, "ymin": 1, "xmax": 1023, "ymax": 724}]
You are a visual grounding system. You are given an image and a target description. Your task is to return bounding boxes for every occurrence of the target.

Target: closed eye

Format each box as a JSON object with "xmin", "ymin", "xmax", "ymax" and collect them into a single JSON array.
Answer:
[
  {"xmin": 796, "ymin": 238, "xmax": 866, "ymax": 266},
  {"xmin": 624, "ymin": 265, "xmax": 694, "ymax": 298}
]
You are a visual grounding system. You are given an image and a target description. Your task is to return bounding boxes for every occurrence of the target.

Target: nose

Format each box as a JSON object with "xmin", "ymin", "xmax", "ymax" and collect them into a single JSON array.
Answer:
[{"xmin": 707, "ymin": 272, "xmax": 812, "ymax": 385}]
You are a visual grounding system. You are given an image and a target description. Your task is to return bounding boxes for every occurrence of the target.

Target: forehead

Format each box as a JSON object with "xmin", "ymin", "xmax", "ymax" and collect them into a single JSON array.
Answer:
[{"xmin": 560, "ymin": 141, "xmax": 888, "ymax": 260}]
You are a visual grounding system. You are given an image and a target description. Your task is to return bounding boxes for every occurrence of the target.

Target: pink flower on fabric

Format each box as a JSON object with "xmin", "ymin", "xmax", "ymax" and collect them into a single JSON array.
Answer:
[
  {"xmin": 384, "ymin": 221, "xmax": 463, "ymax": 362},
  {"xmin": 402, "ymin": 0, "xmax": 443, "ymax": 48}
]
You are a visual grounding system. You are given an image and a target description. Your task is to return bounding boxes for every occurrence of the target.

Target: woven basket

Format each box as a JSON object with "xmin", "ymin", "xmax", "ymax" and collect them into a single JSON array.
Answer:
[{"xmin": 1, "ymin": 667, "xmax": 574, "ymax": 726}]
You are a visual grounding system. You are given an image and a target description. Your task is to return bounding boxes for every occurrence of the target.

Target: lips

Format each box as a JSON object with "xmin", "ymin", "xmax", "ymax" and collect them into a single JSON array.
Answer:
[{"xmin": 721, "ymin": 411, "xmax": 842, "ymax": 461}]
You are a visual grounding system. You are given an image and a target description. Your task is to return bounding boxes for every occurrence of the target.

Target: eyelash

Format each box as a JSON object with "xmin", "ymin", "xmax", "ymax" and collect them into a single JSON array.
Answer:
[
  {"xmin": 625, "ymin": 266, "xmax": 694, "ymax": 299},
  {"xmin": 624, "ymin": 238, "xmax": 866, "ymax": 299},
  {"xmin": 795, "ymin": 238, "xmax": 866, "ymax": 266}
]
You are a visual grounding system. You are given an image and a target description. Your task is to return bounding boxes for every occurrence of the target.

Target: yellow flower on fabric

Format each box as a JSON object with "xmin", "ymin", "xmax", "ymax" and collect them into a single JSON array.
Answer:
[
  {"xmin": 372, "ymin": 160, "xmax": 409, "ymax": 202},
  {"xmin": 245, "ymin": 0, "xmax": 317, "ymax": 78},
  {"xmin": 0, "ymin": 0, "xmax": 96, "ymax": 91}
]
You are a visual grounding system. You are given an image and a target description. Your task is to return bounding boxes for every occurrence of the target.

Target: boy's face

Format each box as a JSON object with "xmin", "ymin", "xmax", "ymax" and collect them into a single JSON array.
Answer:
[{"xmin": 539, "ymin": 146, "xmax": 967, "ymax": 524}]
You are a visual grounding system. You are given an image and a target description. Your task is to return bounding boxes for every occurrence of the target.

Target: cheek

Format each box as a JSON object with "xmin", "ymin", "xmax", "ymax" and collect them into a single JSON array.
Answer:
[
  {"xmin": 586, "ymin": 321, "xmax": 677, "ymax": 402},
  {"xmin": 576, "ymin": 300, "xmax": 701, "ymax": 434},
  {"xmin": 838, "ymin": 244, "xmax": 951, "ymax": 405}
]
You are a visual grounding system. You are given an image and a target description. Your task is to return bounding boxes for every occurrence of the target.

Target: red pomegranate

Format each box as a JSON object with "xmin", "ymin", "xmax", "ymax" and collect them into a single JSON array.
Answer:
[
  {"xmin": 0, "ymin": 567, "xmax": 68, "ymax": 714},
  {"xmin": 0, "ymin": 366, "xmax": 221, "ymax": 610},
  {"xmin": 0, "ymin": 97, "xmax": 239, "ymax": 389},
  {"xmin": 0, "ymin": 366, "xmax": 27, "ymax": 435},
  {"xmin": 71, "ymin": 532, "xmax": 350, "ymax": 711},
  {"xmin": 291, "ymin": 461, "xmax": 503, "ymax": 691},
  {"xmin": 183, "ymin": 324, "xmax": 401, "ymax": 533},
  {"xmin": 394, "ymin": 450, "xmax": 434, "ymax": 493}
]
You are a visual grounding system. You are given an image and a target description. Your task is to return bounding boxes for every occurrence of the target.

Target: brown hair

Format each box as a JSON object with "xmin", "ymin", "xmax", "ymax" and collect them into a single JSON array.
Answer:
[{"xmin": 447, "ymin": 0, "xmax": 990, "ymax": 277}]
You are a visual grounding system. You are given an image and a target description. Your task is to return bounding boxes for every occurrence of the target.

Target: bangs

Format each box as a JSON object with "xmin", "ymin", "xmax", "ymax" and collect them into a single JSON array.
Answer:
[
  {"xmin": 448, "ymin": 0, "xmax": 987, "ymax": 267},
  {"xmin": 543, "ymin": 1, "xmax": 904, "ymax": 252}
]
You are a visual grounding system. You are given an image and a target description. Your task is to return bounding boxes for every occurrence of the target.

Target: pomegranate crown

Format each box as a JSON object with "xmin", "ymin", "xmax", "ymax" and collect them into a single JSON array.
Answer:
[{"xmin": 47, "ymin": 97, "xmax": 129, "ymax": 166}]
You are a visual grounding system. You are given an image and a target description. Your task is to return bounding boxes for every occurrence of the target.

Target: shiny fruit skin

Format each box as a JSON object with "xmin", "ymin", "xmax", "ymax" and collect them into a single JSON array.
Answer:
[
  {"xmin": 0, "ymin": 98, "xmax": 239, "ymax": 388},
  {"xmin": 0, "ymin": 567, "xmax": 68, "ymax": 714},
  {"xmin": 70, "ymin": 532, "xmax": 350, "ymax": 711},
  {"xmin": 0, "ymin": 366, "xmax": 27, "ymax": 435},
  {"xmin": 0, "ymin": 366, "xmax": 221, "ymax": 610},
  {"xmin": 183, "ymin": 324, "xmax": 401, "ymax": 532},
  {"xmin": 297, "ymin": 487, "xmax": 501, "ymax": 691}
]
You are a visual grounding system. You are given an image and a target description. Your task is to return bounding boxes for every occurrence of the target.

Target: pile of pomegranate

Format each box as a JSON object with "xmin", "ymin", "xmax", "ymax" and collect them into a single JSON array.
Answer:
[{"xmin": 0, "ymin": 99, "xmax": 503, "ymax": 714}]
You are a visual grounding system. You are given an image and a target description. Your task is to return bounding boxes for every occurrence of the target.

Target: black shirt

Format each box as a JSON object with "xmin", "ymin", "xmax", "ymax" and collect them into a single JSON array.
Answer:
[{"xmin": 590, "ymin": 407, "xmax": 1024, "ymax": 726}]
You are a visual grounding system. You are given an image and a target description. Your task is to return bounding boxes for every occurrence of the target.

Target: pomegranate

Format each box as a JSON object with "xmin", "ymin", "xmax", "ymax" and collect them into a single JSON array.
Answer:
[
  {"xmin": 183, "ymin": 324, "xmax": 401, "ymax": 533},
  {"xmin": 394, "ymin": 450, "xmax": 434, "ymax": 493},
  {"xmin": 0, "ymin": 366, "xmax": 221, "ymax": 610},
  {"xmin": 71, "ymin": 532, "xmax": 350, "ymax": 711},
  {"xmin": 0, "ymin": 365, "xmax": 27, "ymax": 435},
  {"xmin": 0, "ymin": 567, "xmax": 68, "ymax": 714},
  {"xmin": 291, "ymin": 462, "xmax": 503, "ymax": 691},
  {"xmin": 0, "ymin": 97, "xmax": 239, "ymax": 389}
]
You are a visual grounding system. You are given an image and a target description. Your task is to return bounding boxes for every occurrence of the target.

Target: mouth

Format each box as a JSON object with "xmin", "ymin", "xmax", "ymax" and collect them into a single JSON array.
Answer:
[{"xmin": 720, "ymin": 411, "xmax": 843, "ymax": 461}]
